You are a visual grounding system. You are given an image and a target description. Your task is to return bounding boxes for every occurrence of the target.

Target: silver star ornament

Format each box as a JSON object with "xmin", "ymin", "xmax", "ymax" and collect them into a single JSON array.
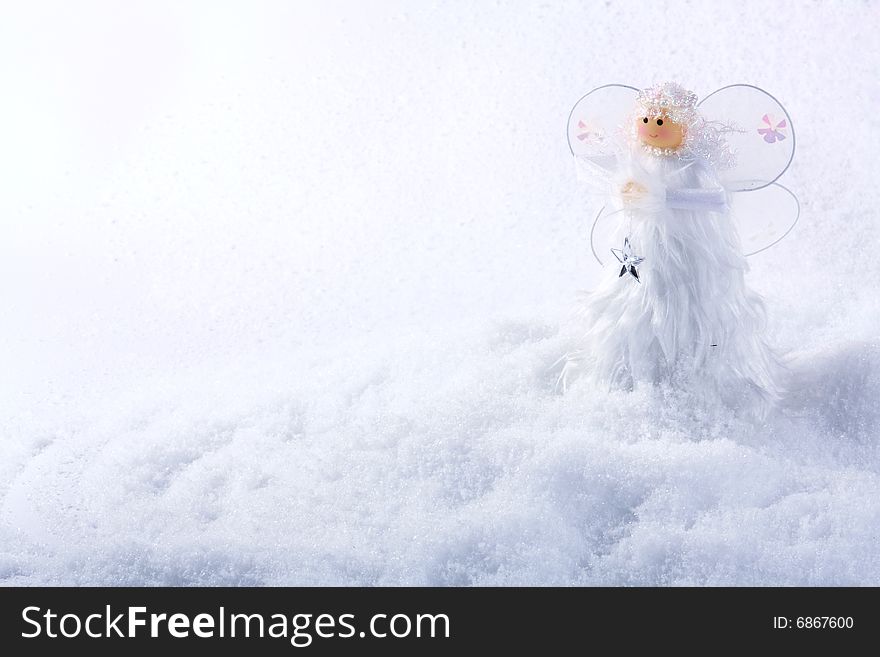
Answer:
[{"xmin": 610, "ymin": 237, "xmax": 645, "ymax": 282}]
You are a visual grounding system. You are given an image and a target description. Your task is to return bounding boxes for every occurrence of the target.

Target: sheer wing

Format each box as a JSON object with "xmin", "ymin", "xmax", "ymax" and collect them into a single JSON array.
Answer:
[
  {"xmin": 589, "ymin": 205, "xmax": 628, "ymax": 267},
  {"xmin": 697, "ymin": 84, "xmax": 796, "ymax": 192},
  {"xmin": 568, "ymin": 85, "xmax": 638, "ymax": 265},
  {"xmin": 730, "ymin": 182, "xmax": 800, "ymax": 256},
  {"xmin": 698, "ymin": 85, "xmax": 800, "ymax": 255},
  {"xmin": 567, "ymin": 84, "xmax": 639, "ymax": 157},
  {"xmin": 568, "ymin": 84, "xmax": 638, "ymax": 193}
]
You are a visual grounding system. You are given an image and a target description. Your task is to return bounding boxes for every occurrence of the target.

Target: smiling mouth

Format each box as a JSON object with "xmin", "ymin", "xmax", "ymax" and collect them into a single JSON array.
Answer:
[{"xmin": 649, "ymin": 134, "xmax": 659, "ymax": 138}]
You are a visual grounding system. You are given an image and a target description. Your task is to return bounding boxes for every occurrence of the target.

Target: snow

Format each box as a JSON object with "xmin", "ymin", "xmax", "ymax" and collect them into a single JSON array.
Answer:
[{"xmin": 1, "ymin": 0, "xmax": 879, "ymax": 585}]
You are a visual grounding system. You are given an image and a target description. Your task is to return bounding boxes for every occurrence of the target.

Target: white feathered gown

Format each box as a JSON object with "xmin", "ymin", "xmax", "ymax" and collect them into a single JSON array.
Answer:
[{"xmin": 563, "ymin": 146, "xmax": 785, "ymax": 416}]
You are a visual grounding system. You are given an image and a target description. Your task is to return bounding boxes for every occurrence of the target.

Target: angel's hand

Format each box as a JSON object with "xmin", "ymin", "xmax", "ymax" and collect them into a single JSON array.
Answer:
[{"xmin": 618, "ymin": 180, "xmax": 648, "ymax": 205}]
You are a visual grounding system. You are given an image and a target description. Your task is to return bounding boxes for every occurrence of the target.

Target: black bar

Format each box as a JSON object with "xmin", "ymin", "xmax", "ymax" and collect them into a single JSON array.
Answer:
[{"xmin": 0, "ymin": 587, "xmax": 874, "ymax": 654}]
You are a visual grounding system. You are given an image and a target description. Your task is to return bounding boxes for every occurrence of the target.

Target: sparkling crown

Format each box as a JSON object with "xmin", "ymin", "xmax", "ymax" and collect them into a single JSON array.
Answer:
[{"xmin": 635, "ymin": 82, "xmax": 699, "ymax": 124}]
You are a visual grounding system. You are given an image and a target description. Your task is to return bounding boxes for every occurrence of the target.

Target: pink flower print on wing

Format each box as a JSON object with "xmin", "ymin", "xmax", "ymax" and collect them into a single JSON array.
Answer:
[
  {"xmin": 576, "ymin": 120, "xmax": 604, "ymax": 144},
  {"xmin": 757, "ymin": 114, "xmax": 787, "ymax": 143}
]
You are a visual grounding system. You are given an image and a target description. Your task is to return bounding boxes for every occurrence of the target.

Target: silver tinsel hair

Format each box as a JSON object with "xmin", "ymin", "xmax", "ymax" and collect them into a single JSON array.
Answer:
[{"xmin": 630, "ymin": 82, "xmax": 736, "ymax": 169}]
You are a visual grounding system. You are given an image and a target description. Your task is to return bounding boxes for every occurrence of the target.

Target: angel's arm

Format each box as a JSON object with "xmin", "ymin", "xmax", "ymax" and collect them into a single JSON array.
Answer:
[
  {"xmin": 611, "ymin": 167, "xmax": 729, "ymax": 214},
  {"xmin": 665, "ymin": 186, "xmax": 729, "ymax": 213},
  {"xmin": 664, "ymin": 160, "xmax": 730, "ymax": 212},
  {"xmin": 574, "ymin": 153, "xmax": 620, "ymax": 191}
]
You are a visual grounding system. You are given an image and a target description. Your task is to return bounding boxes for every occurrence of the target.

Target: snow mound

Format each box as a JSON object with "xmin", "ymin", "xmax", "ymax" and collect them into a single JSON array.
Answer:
[{"xmin": 3, "ymin": 328, "xmax": 880, "ymax": 585}]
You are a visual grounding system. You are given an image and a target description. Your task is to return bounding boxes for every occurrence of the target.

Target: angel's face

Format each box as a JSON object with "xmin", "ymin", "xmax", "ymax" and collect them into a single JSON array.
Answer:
[{"xmin": 636, "ymin": 113, "xmax": 684, "ymax": 149}]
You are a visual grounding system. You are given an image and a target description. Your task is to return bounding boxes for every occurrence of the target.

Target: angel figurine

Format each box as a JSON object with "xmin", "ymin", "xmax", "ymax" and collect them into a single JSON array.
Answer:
[{"xmin": 561, "ymin": 82, "xmax": 799, "ymax": 418}]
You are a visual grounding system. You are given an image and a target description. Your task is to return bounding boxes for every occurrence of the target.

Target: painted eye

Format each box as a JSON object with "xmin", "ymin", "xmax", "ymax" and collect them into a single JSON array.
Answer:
[
  {"xmin": 656, "ymin": 119, "xmax": 664, "ymax": 126},
  {"xmin": 642, "ymin": 117, "xmax": 648, "ymax": 123}
]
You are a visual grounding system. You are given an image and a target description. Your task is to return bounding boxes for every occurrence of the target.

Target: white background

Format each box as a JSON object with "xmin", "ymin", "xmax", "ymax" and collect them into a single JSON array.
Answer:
[{"xmin": 1, "ymin": 0, "xmax": 878, "ymax": 584}]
